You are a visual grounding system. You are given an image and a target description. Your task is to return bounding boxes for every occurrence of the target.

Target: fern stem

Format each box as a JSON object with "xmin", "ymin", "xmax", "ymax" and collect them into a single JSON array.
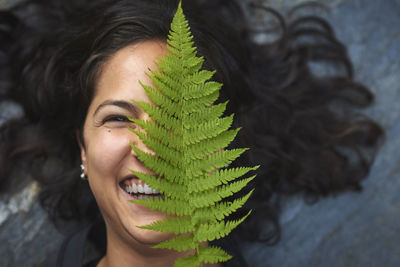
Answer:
[{"xmin": 195, "ymin": 244, "xmax": 200, "ymax": 266}]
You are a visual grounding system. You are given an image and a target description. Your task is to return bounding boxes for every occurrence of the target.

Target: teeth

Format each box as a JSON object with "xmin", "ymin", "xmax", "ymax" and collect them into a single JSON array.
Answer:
[
  {"xmin": 138, "ymin": 184, "xmax": 144, "ymax": 193},
  {"xmin": 132, "ymin": 183, "xmax": 138, "ymax": 193},
  {"xmin": 144, "ymin": 184, "xmax": 152, "ymax": 194},
  {"xmin": 124, "ymin": 180, "xmax": 160, "ymax": 195},
  {"xmin": 137, "ymin": 195, "xmax": 164, "ymax": 200}
]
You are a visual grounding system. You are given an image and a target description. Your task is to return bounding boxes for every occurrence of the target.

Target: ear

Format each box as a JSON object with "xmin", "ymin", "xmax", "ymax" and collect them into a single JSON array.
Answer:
[{"xmin": 76, "ymin": 130, "xmax": 87, "ymax": 167}]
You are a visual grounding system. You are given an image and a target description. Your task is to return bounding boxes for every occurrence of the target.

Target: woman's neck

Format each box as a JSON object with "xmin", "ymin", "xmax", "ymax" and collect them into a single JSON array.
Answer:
[{"xmin": 98, "ymin": 229, "xmax": 223, "ymax": 267}]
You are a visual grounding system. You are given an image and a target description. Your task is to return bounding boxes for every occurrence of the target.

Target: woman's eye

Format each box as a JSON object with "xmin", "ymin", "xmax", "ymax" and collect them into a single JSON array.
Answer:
[{"xmin": 103, "ymin": 115, "xmax": 130, "ymax": 123}]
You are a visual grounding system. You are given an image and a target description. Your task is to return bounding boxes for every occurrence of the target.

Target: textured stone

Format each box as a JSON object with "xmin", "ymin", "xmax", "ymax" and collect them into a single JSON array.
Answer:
[
  {"xmin": 242, "ymin": 1, "xmax": 400, "ymax": 267},
  {"xmin": 0, "ymin": 181, "xmax": 63, "ymax": 267}
]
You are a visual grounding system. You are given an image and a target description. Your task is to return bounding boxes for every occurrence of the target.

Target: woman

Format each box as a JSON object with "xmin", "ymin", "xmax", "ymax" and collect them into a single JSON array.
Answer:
[{"xmin": 0, "ymin": 0, "xmax": 383, "ymax": 266}]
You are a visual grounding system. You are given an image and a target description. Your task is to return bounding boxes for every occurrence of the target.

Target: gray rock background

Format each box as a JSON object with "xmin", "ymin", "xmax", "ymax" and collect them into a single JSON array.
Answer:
[
  {"xmin": 1, "ymin": 0, "xmax": 399, "ymax": 266},
  {"xmin": 242, "ymin": 1, "xmax": 400, "ymax": 267}
]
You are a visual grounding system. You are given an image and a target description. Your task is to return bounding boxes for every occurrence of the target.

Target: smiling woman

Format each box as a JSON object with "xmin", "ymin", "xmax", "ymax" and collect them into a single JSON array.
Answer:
[
  {"xmin": 80, "ymin": 41, "xmax": 189, "ymax": 266},
  {"xmin": 0, "ymin": 0, "xmax": 384, "ymax": 266},
  {"xmin": 79, "ymin": 38, "xmax": 225, "ymax": 267}
]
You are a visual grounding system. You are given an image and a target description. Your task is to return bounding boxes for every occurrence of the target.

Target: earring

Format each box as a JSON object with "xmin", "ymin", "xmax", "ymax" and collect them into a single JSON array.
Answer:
[{"xmin": 80, "ymin": 164, "xmax": 87, "ymax": 180}]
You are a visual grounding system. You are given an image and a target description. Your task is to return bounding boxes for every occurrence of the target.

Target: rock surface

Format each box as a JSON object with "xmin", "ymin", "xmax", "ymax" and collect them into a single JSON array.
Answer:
[
  {"xmin": 0, "ymin": 0, "xmax": 399, "ymax": 266},
  {"xmin": 242, "ymin": 1, "xmax": 400, "ymax": 267}
]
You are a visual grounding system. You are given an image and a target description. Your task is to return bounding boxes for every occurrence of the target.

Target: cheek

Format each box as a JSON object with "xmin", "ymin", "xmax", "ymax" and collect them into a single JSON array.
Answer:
[{"xmin": 86, "ymin": 129, "xmax": 132, "ymax": 178}]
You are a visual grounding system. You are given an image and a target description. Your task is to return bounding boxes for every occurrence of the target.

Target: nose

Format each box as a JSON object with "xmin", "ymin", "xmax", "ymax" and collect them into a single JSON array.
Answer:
[{"xmin": 130, "ymin": 114, "xmax": 156, "ymax": 157}]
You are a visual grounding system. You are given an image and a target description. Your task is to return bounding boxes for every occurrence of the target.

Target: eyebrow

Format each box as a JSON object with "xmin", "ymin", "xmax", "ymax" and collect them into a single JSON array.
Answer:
[{"xmin": 93, "ymin": 100, "xmax": 140, "ymax": 117}]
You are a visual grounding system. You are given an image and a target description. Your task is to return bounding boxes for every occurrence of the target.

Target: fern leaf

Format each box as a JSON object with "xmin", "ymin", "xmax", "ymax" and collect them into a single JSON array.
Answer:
[
  {"xmin": 130, "ymin": 170, "xmax": 187, "ymax": 199},
  {"xmin": 128, "ymin": 2, "xmax": 257, "ymax": 265},
  {"xmin": 137, "ymin": 216, "xmax": 194, "ymax": 234},
  {"xmin": 130, "ymin": 144, "xmax": 187, "ymax": 184},
  {"xmin": 183, "ymin": 81, "xmax": 222, "ymax": 100},
  {"xmin": 139, "ymin": 81, "xmax": 182, "ymax": 119},
  {"xmin": 153, "ymin": 234, "xmax": 196, "ymax": 252},
  {"xmin": 185, "ymin": 101, "xmax": 228, "ymax": 124},
  {"xmin": 190, "ymin": 175, "xmax": 256, "ymax": 208},
  {"xmin": 194, "ymin": 210, "xmax": 252, "ymax": 242},
  {"xmin": 180, "ymin": 90, "xmax": 219, "ymax": 115},
  {"xmin": 130, "ymin": 129, "xmax": 184, "ymax": 168},
  {"xmin": 174, "ymin": 246, "xmax": 232, "ymax": 267},
  {"xmin": 188, "ymin": 148, "xmax": 248, "ymax": 175},
  {"xmin": 188, "ymin": 166, "xmax": 259, "ymax": 193},
  {"xmin": 132, "ymin": 101, "xmax": 180, "ymax": 130},
  {"xmin": 147, "ymin": 71, "xmax": 182, "ymax": 102},
  {"xmin": 185, "ymin": 129, "xmax": 240, "ymax": 161},
  {"xmin": 198, "ymin": 246, "xmax": 232, "ymax": 264},
  {"xmin": 185, "ymin": 70, "xmax": 215, "ymax": 84},
  {"xmin": 183, "ymin": 114, "xmax": 234, "ymax": 145},
  {"xmin": 174, "ymin": 254, "xmax": 200, "ymax": 267},
  {"xmin": 129, "ymin": 198, "xmax": 193, "ymax": 216},
  {"xmin": 191, "ymin": 189, "xmax": 254, "ymax": 224},
  {"xmin": 129, "ymin": 119, "xmax": 182, "ymax": 150}
]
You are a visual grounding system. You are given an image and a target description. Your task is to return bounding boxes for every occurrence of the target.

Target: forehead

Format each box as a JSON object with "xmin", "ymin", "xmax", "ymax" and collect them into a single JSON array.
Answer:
[{"xmin": 92, "ymin": 40, "xmax": 167, "ymax": 104}]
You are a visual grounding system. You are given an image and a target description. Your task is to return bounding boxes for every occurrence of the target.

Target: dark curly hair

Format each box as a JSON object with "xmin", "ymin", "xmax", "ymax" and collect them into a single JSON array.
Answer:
[{"xmin": 0, "ymin": 0, "xmax": 383, "ymax": 251}]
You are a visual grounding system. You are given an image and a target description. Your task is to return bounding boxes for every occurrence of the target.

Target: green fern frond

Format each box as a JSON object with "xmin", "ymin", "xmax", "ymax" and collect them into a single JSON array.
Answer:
[
  {"xmin": 188, "ymin": 166, "xmax": 259, "ymax": 193},
  {"xmin": 186, "ymin": 101, "xmax": 228, "ymax": 123},
  {"xmin": 174, "ymin": 246, "xmax": 232, "ymax": 267},
  {"xmin": 153, "ymin": 234, "xmax": 196, "ymax": 252},
  {"xmin": 180, "ymin": 90, "xmax": 219, "ymax": 114},
  {"xmin": 133, "ymin": 101, "xmax": 180, "ymax": 130},
  {"xmin": 129, "ymin": 198, "xmax": 193, "ymax": 216},
  {"xmin": 146, "ymin": 72, "xmax": 182, "ymax": 102},
  {"xmin": 185, "ymin": 70, "xmax": 216, "ymax": 85},
  {"xmin": 130, "ymin": 170, "xmax": 186, "ymax": 199},
  {"xmin": 188, "ymin": 148, "xmax": 248, "ymax": 174},
  {"xmin": 185, "ymin": 129, "xmax": 240, "ymax": 160},
  {"xmin": 130, "ymin": 130, "xmax": 185, "ymax": 168},
  {"xmin": 183, "ymin": 114, "xmax": 234, "ymax": 145},
  {"xmin": 190, "ymin": 176, "xmax": 256, "ymax": 208},
  {"xmin": 137, "ymin": 216, "xmax": 194, "ymax": 234},
  {"xmin": 129, "ymin": 120, "xmax": 180, "ymax": 150},
  {"xmin": 174, "ymin": 254, "xmax": 201, "ymax": 267},
  {"xmin": 139, "ymin": 81, "xmax": 182, "ymax": 118},
  {"xmin": 194, "ymin": 210, "xmax": 252, "ymax": 242},
  {"xmin": 191, "ymin": 189, "xmax": 255, "ymax": 224},
  {"xmin": 183, "ymin": 81, "xmax": 222, "ymax": 100},
  {"xmin": 127, "ymin": 1, "xmax": 258, "ymax": 265},
  {"xmin": 197, "ymin": 246, "xmax": 232, "ymax": 264},
  {"xmin": 130, "ymin": 144, "xmax": 185, "ymax": 184}
]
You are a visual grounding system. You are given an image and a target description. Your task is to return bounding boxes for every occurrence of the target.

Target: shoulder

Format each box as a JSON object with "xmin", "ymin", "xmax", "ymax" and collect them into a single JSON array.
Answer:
[{"xmin": 57, "ymin": 222, "xmax": 104, "ymax": 267}]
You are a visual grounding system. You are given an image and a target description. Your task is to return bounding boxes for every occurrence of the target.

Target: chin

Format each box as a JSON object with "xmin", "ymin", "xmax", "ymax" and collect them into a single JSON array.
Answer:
[
  {"xmin": 121, "ymin": 212, "xmax": 175, "ymax": 247},
  {"xmin": 132, "ymin": 229, "xmax": 174, "ymax": 246},
  {"xmin": 127, "ymin": 228, "xmax": 178, "ymax": 252}
]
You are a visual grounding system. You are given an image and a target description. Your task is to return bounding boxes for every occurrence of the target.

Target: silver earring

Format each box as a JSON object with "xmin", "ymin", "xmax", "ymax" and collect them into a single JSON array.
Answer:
[{"xmin": 80, "ymin": 164, "xmax": 87, "ymax": 180}]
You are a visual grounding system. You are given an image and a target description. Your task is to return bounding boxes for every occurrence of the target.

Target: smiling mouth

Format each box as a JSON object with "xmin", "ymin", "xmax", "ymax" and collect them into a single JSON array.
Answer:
[{"xmin": 119, "ymin": 177, "xmax": 164, "ymax": 200}]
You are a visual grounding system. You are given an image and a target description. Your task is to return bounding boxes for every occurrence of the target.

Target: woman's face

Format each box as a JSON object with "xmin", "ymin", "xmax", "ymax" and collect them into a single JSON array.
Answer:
[{"xmin": 79, "ymin": 41, "xmax": 174, "ymax": 247}]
